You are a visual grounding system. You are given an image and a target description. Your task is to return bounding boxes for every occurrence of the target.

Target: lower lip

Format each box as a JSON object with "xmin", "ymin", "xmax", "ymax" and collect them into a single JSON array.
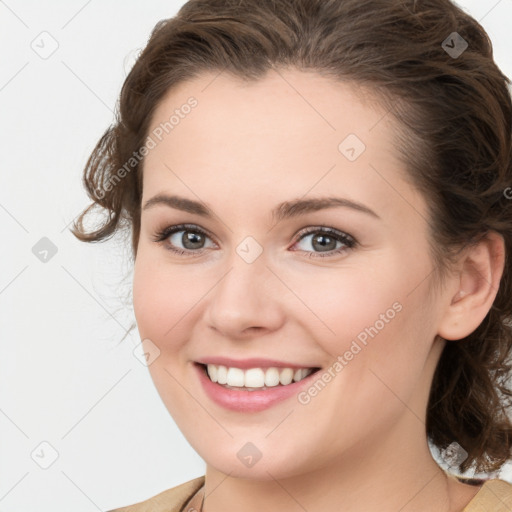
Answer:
[{"xmin": 194, "ymin": 363, "xmax": 319, "ymax": 412}]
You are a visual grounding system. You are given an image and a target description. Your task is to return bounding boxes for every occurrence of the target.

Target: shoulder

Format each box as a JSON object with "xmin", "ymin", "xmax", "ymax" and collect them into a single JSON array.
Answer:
[
  {"xmin": 463, "ymin": 478, "xmax": 512, "ymax": 511},
  {"xmin": 107, "ymin": 476, "xmax": 205, "ymax": 512}
]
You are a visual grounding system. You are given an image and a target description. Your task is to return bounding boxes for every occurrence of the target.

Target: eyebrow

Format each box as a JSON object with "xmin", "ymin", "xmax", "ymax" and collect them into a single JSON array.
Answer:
[{"xmin": 142, "ymin": 194, "xmax": 381, "ymax": 221}]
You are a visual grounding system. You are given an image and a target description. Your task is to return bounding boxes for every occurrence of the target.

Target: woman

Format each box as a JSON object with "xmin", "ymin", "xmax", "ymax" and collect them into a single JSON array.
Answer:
[{"xmin": 72, "ymin": 0, "xmax": 512, "ymax": 510}]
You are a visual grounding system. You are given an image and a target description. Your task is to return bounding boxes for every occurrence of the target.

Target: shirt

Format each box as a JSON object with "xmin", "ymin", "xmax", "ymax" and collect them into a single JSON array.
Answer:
[{"xmin": 107, "ymin": 474, "xmax": 512, "ymax": 512}]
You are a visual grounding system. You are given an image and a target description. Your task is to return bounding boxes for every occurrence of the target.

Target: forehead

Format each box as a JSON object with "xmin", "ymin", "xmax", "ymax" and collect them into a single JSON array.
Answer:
[
  {"xmin": 145, "ymin": 68, "xmax": 390, "ymax": 161},
  {"xmin": 141, "ymin": 69, "xmax": 427, "ymax": 223}
]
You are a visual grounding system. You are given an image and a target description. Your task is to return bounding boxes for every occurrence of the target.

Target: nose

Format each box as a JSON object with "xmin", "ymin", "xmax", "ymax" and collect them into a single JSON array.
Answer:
[{"xmin": 204, "ymin": 253, "xmax": 285, "ymax": 340}]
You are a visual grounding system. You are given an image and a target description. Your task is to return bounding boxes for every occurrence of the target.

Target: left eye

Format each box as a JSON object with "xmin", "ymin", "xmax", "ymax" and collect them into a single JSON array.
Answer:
[{"xmin": 291, "ymin": 227, "xmax": 356, "ymax": 256}]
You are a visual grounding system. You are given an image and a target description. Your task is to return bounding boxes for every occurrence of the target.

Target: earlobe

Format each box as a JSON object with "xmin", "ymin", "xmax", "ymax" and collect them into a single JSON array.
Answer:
[{"xmin": 437, "ymin": 231, "xmax": 505, "ymax": 341}]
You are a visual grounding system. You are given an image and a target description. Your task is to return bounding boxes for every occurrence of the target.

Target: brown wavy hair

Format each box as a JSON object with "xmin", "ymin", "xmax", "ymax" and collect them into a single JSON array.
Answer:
[{"xmin": 71, "ymin": 0, "xmax": 512, "ymax": 475}]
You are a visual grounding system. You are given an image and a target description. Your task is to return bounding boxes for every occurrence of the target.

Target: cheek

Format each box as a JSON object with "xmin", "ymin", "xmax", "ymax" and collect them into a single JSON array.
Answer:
[
  {"xmin": 301, "ymin": 249, "xmax": 433, "ymax": 354},
  {"xmin": 288, "ymin": 263, "xmax": 403, "ymax": 351},
  {"xmin": 132, "ymin": 255, "xmax": 203, "ymax": 345},
  {"xmin": 132, "ymin": 256, "xmax": 203, "ymax": 421},
  {"xmin": 295, "ymin": 258, "xmax": 435, "ymax": 404}
]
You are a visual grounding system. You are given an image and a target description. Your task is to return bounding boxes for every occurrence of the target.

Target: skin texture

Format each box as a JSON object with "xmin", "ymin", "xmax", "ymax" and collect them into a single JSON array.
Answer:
[{"xmin": 132, "ymin": 68, "xmax": 505, "ymax": 512}]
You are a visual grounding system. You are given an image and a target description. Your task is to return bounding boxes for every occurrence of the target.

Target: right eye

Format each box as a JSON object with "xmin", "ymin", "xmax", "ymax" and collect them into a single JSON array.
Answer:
[{"xmin": 153, "ymin": 223, "xmax": 217, "ymax": 256}]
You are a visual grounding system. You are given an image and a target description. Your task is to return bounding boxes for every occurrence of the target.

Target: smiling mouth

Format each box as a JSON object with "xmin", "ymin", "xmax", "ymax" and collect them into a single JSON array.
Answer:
[{"xmin": 197, "ymin": 363, "xmax": 321, "ymax": 391}]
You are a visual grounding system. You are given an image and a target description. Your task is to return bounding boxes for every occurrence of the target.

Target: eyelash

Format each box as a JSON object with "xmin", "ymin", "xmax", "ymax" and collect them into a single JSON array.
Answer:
[{"xmin": 152, "ymin": 223, "xmax": 357, "ymax": 259}]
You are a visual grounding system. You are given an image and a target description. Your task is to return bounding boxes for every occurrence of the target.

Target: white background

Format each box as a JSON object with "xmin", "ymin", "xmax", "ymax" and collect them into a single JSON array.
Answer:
[{"xmin": 1, "ymin": 1, "xmax": 511, "ymax": 510}]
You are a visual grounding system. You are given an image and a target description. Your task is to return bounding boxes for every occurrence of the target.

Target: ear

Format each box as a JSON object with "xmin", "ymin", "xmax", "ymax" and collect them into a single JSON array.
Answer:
[{"xmin": 437, "ymin": 231, "xmax": 506, "ymax": 341}]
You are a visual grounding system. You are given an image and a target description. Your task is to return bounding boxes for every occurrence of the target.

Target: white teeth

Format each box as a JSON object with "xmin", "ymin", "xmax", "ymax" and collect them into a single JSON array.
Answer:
[
  {"xmin": 265, "ymin": 367, "xmax": 280, "ymax": 387},
  {"xmin": 293, "ymin": 368, "xmax": 314, "ymax": 382},
  {"xmin": 207, "ymin": 364, "xmax": 218, "ymax": 383},
  {"xmin": 279, "ymin": 367, "xmax": 294, "ymax": 385},
  {"xmin": 244, "ymin": 368, "xmax": 265, "ymax": 387},
  {"xmin": 217, "ymin": 365, "xmax": 228, "ymax": 384},
  {"xmin": 226, "ymin": 367, "xmax": 245, "ymax": 387},
  {"xmin": 204, "ymin": 364, "xmax": 315, "ymax": 388}
]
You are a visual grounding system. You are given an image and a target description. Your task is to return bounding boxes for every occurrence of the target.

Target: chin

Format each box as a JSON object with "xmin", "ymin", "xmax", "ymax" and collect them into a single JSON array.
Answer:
[{"xmin": 191, "ymin": 435, "xmax": 316, "ymax": 481}]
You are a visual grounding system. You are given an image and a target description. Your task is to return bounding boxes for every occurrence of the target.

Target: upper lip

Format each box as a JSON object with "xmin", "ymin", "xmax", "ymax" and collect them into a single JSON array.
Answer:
[{"xmin": 195, "ymin": 357, "xmax": 320, "ymax": 370}]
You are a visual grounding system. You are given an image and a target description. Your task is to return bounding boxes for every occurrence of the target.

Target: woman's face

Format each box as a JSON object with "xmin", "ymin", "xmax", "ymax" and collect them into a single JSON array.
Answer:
[{"xmin": 133, "ymin": 69, "xmax": 450, "ymax": 479}]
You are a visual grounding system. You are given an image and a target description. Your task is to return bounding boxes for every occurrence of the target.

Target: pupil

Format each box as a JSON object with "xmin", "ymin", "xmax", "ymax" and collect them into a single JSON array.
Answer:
[
  {"xmin": 183, "ymin": 231, "xmax": 204, "ymax": 249},
  {"xmin": 313, "ymin": 234, "xmax": 336, "ymax": 252}
]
